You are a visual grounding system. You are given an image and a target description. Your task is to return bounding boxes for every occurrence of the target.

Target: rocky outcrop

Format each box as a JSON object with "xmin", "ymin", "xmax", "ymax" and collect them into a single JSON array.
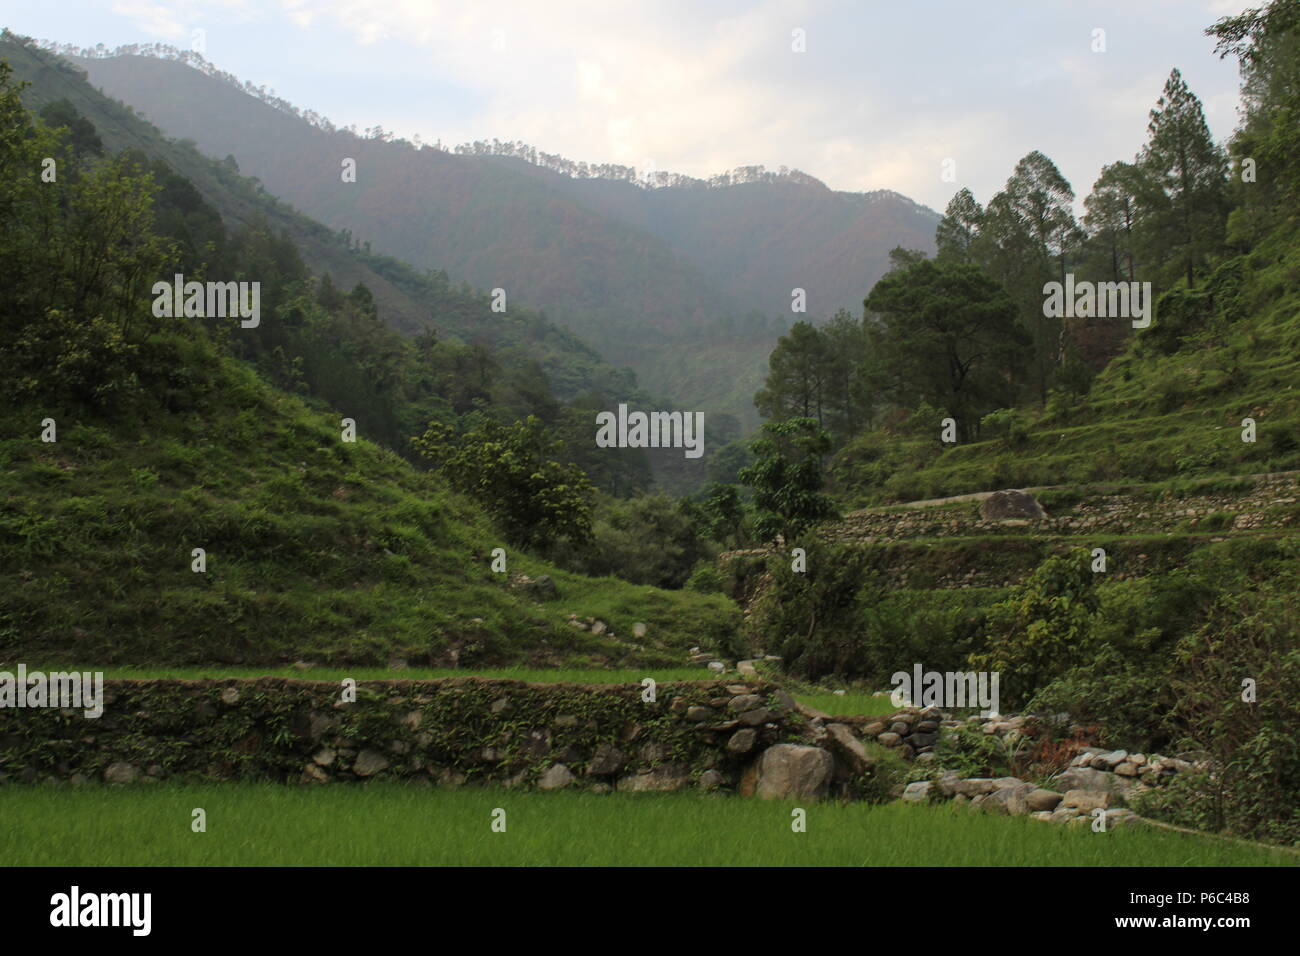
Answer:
[{"xmin": 980, "ymin": 489, "xmax": 1048, "ymax": 520}]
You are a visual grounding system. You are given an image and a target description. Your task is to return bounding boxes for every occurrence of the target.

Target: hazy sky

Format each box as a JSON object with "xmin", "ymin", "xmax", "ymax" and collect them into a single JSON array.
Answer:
[{"xmin": 2, "ymin": 0, "xmax": 1257, "ymax": 212}]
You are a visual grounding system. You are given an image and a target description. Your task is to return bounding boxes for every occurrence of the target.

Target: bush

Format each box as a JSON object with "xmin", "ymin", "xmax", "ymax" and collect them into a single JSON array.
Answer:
[{"xmin": 746, "ymin": 539, "xmax": 882, "ymax": 679}]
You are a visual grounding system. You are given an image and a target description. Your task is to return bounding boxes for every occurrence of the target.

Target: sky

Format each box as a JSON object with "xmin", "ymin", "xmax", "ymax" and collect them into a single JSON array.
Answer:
[{"xmin": 0, "ymin": 0, "xmax": 1258, "ymax": 213}]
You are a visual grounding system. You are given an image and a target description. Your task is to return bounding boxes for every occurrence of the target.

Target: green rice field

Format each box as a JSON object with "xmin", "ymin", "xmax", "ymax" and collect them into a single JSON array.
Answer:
[{"xmin": 1, "ymin": 783, "xmax": 1293, "ymax": 867}]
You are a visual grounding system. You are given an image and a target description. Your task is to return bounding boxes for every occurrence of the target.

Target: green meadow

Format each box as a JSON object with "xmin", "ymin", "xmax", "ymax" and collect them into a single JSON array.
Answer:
[{"xmin": 2, "ymin": 783, "xmax": 1292, "ymax": 867}]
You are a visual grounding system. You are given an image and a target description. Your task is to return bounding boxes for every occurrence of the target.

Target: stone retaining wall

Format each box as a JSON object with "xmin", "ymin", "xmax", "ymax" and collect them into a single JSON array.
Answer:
[{"xmin": 0, "ymin": 677, "xmax": 838, "ymax": 796}]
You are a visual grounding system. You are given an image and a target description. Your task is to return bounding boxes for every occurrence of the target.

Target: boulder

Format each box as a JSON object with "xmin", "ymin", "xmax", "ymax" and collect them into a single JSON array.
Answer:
[
  {"xmin": 901, "ymin": 780, "xmax": 932, "ymax": 803},
  {"xmin": 697, "ymin": 770, "xmax": 725, "ymax": 791},
  {"xmin": 985, "ymin": 782, "xmax": 1035, "ymax": 815},
  {"xmin": 980, "ymin": 489, "xmax": 1047, "ymax": 520},
  {"xmin": 537, "ymin": 763, "xmax": 574, "ymax": 790},
  {"xmin": 1051, "ymin": 766, "xmax": 1125, "ymax": 795},
  {"xmin": 1026, "ymin": 789, "xmax": 1063, "ymax": 812},
  {"xmin": 1061, "ymin": 789, "xmax": 1112, "ymax": 811},
  {"xmin": 754, "ymin": 744, "xmax": 835, "ymax": 800},
  {"xmin": 726, "ymin": 728, "xmax": 758, "ymax": 754},
  {"xmin": 824, "ymin": 723, "xmax": 875, "ymax": 773},
  {"xmin": 103, "ymin": 762, "xmax": 138, "ymax": 785},
  {"xmin": 353, "ymin": 750, "xmax": 390, "ymax": 777}
]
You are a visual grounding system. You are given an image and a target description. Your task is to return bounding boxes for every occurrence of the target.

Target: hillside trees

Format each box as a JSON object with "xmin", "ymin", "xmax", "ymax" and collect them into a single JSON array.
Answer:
[
  {"xmin": 1208, "ymin": 0, "xmax": 1300, "ymax": 233},
  {"xmin": 738, "ymin": 417, "xmax": 838, "ymax": 542},
  {"xmin": 1139, "ymin": 68, "xmax": 1231, "ymax": 288},
  {"xmin": 412, "ymin": 415, "xmax": 595, "ymax": 549},
  {"xmin": 863, "ymin": 258, "xmax": 1028, "ymax": 441}
]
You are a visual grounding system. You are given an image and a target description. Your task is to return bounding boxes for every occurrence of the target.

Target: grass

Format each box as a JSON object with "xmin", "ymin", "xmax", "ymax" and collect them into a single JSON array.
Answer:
[
  {"xmin": 0, "ymin": 355, "xmax": 740, "ymax": 671},
  {"xmin": 2, "ymin": 783, "xmax": 1292, "ymax": 867}
]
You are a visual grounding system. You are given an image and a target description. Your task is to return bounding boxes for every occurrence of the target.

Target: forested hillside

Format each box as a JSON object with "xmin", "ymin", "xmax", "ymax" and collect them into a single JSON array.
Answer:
[
  {"xmin": 0, "ymin": 51, "xmax": 743, "ymax": 667},
  {"xmin": 44, "ymin": 45, "xmax": 939, "ymax": 426}
]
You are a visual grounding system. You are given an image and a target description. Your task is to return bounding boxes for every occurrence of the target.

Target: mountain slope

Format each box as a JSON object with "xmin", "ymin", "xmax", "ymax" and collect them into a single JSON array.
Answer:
[
  {"xmin": 3, "ymin": 37, "xmax": 641, "ymax": 407},
  {"xmin": 59, "ymin": 46, "xmax": 940, "ymax": 424}
]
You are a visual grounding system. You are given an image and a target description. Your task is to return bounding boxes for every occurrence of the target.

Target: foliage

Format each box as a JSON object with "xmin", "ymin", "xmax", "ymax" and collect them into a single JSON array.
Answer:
[
  {"xmin": 412, "ymin": 415, "xmax": 594, "ymax": 549},
  {"xmin": 738, "ymin": 418, "xmax": 838, "ymax": 542}
]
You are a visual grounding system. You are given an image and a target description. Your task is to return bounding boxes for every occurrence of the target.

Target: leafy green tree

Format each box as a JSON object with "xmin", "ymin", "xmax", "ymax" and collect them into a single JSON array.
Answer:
[
  {"xmin": 738, "ymin": 417, "xmax": 838, "ymax": 542},
  {"xmin": 935, "ymin": 188, "xmax": 984, "ymax": 263},
  {"xmin": 412, "ymin": 415, "xmax": 594, "ymax": 548},
  {"xmin": 970, "ymin": 549, "xmax": 1101, "ymax": 709},
  {"xmin": 1082, "ymin": 161, "xmax": 1150, "ymax": 282},
  {"xmin": 1138, "ymin": 68, "xmax": 1230, "ymax": 288},
  {"xmin": 863, "ymin": 258, "xmax": 1028, "ymax": 441},
  {"xmin": 698, "ymin": 482, "xmax": 747, "ymax": 547},
  {"xmin": 1209, "ymin": 0, "xmax": 1300, "ymax": 223},
  {"xmin": 981, "ymin": 151, "xmax": 1080, "ymax": 404},
  {"xmin": 754, "ymin": 320, "xmax": 829, "ymax": 424}
]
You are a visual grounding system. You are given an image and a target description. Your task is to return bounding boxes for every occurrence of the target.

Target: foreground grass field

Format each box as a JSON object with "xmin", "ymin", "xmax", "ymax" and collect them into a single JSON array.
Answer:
[{"xmin": 2, "ymin": 784, "xmax": 1293, "ymax": 867}]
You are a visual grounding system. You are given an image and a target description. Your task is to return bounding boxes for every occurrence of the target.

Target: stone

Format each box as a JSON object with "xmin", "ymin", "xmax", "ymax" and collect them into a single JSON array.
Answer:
[
  {"xmin": 616, "ymin": 765, "xmax": 691, "ymax": 793},
  {"xmin": 103, "ymin": 762, "xmax": 138, "ymax": 785},
  {"xmin": 1026, "ymin": 789, "xmax": 1063, "ymax": 812},
  {"xmin": 935, "ymin": 772, "xmax": 962, "ymax": 797},
  {"xmin": 490, "ymin": 696, "xmax": 510, "ymax": 715},
  {"xmin": 824, "ymin": 723, "xmax": 875, "ymax": 773},
  {"xmin": 353, "ymin": 750, "xmax": 390, "ymax": 777},
  {"xmin": 707, "ymin": 662, "xmax": 725, "ymax": 674},
  {"xmin": 698, "ymin": 770, "xmax": 725, "ymax": 791},
  {"xmin": 889, "ymin": 722, "xmax": 910, "ymax": 735},
  {"xmin": 219, "ymin": 686, "xmax": 240, "ymax": 705},
  {"xmin": 726, "ymin": 728, "xmax": 758, "ymax": 754},
  {"xmin": 954, "ymin": 778, "xmax": 996, "ymax": 796},
  {"xmin": 524, "ymin": 575, "xmax": 558, "ymax": 600},
  {"xmin": 980, "ymin": 489, "xmax": 1047, "ymax": 520},
  {"xmin": 728, "ymin": 694, "xmax": 763, "ymax": 712},
  {"xmin": 1052, "ymin": 766, "xmax": 1125, "ymax": 794},
  {"xmin": 906, "ymin": 732, "xmax": 938, "ymax": 749},
  {"xmin": 685, "ymin": 705, "xmax": 714, "ymax": 722},
  {"xmin": 538, "ymin": 763, "xmax": 574, "ymax": 790},
  {"xmin": 632, "ymin": 622, "xmax": 647, "ymax": 638},
  {"xmin": 992, "ymin": 776, "xmax": 1026, "ymax": 789},
  {"xmin": 754, "ymin": 744, "xmax": 834, "ymax": 800},
  {"xmin": 553, "ymin": 714, "xmax": 579, "ymax": 728},
  {"xmin": 1115, "ymin": 761, "xmax": 1139, "ymax": 777},
  {"xmin": 586, "ymin": 743, "xmax": 625, "ymax": 776},
  {"xmin": 738, "ymin": 708, "xmax": 771, "ymax": 726},
  {"xmin": 902, "ymin": 780, "xmax": 933, "ymax": 803},
  {"xmin": 861, "ymin": 722, "xmax": 887, "ymax": 737},
  {"xmin": 985, "ymin": 782, "xmax": 1035, "ymax": 815},
  {"xmin": 1061, "ymin": 789, "xmax": 1112, "ymax": 811},
  {"xmin": 876, "ymin": 732, "xmax": 902, "ymax": 747},
  {"xmin": 312, "ymin": 747, "xmax": 336, "ymax": 767},
  {"xmin": 590, "ymin": 620, "xmax": 607, "ymax": 635}
]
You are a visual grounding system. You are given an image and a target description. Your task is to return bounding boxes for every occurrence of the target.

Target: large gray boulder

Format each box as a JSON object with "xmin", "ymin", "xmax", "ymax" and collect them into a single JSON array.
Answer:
[
  {"xmin": 980, "ymin": 489, "xmax": 1047, "ymax": 520},
  {"xmin": 754, "ymin": 744, "xmax": 834, "ymax": 800}
]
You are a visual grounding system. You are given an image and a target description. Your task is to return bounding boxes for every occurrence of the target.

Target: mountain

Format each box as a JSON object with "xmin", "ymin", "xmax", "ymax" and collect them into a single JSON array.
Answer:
[
  {"xmin": 2, "ymin": 36, "xmax": 642, "ymax": 410},
  {"xmin": 55, "ymin": 44, "xmax": 940, "ymax": 425}
]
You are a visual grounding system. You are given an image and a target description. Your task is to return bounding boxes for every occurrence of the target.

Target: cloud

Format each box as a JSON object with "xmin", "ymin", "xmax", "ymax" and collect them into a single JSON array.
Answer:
[{"xmin": 101, "ymin": 0, "xmax": 1248, "ymax": 211}]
